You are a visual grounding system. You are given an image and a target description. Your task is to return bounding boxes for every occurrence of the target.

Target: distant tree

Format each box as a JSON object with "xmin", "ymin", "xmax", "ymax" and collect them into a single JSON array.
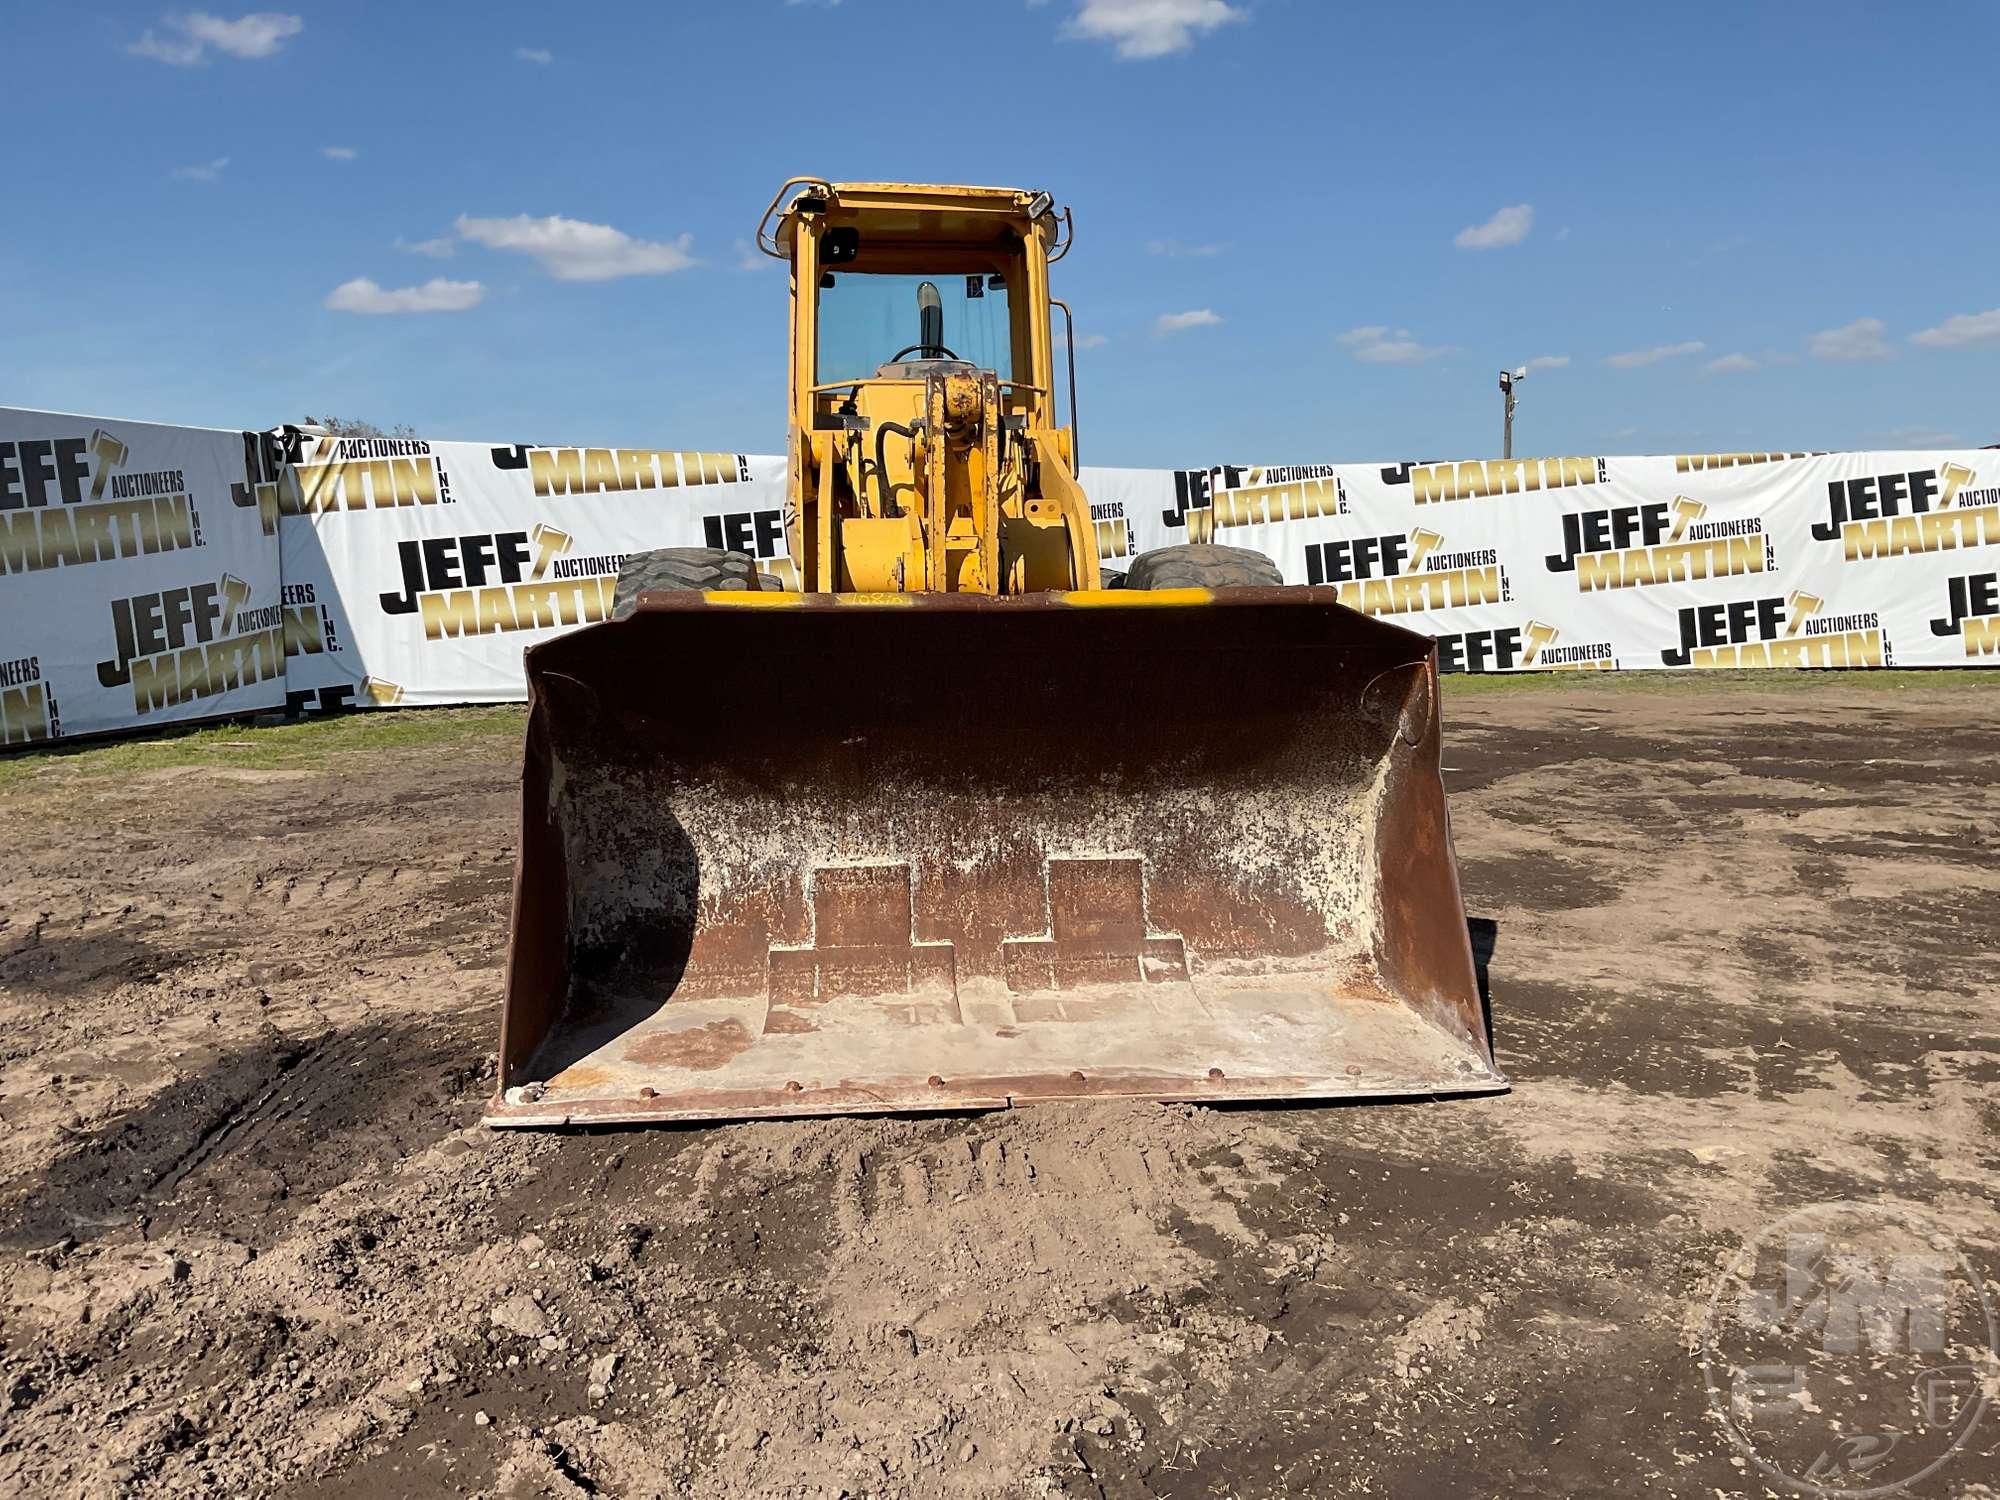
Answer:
[{"xmin": 302, "ymin": 415, "xmax": 418, "ymax": 439}]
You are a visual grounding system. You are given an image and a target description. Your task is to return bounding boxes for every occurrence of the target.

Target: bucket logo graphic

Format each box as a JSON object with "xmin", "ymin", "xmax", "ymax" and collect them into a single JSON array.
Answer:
[
  {"xmin": 1090, "ymin": 500, "xmax": 1132, "ymax": 561},
  {"xmin": 1303, "ymin": 526, "xmax": 1510, "ymax": 614},
  {"xmin": 278, "ymin": 582, "xmax": 341, "ymax": 660},
  {"xmin": 1811, "ymin": 464, "xmax": 1999, "ymax": 562},
  {"xmin": 1676, "ymin": 451, "xmax": 1816, "ymax": 473},
  {"xmin": 1930, "ymin": 570, "xmax": 2000, "ymax": 658},
  {"xmin": 1, "ymin": 428, "xmax": 203, "ymax": 575},
  {"xmin": 1432, "ymin": 626, "xmax": 1525, "ymax": 674},
  {"xmin": 1382, "ymin": 454, "xmax": 1605, "ymax": 505},
  {"xmin": 0, "ymin": 653, "xmax": 59, "ymax": 744},
  {"xmin": 494, "ymin": 445, "xmax": 749, "ymax": 498},
  {"xmin": 1432, "ymin": 620, "xmax": 1614, "ymax": 673},
  {"xmin": 1520, "ymin": 620, "xmax": 1616, "ymax": 671},
  {"xmin": 694, "ymin": 503, "xmax": 796, "ymax": 583},
  {"xmin": 378, "ymin": 525, "xmax": 624, "ymax": 640},
  {"xmin": 93, "ymin": 573, "xmax": 285, "ymax": 714},
  {"xmin": 1939, "ymin": 462, "xmax": 1975, "ymax": 507},
  {"xmin": 86, "ymin": 429, "xmax": 127, "ymax": 501},
  {"xmin": 701, "ymin": 506, "xmax": 786, "ymax": 559},
  {"xmin": 1547, "ymin": 496, "xmax": 1772, "ymax": 590},
  {"xmin": 1662, "ymin": 591, "xmax": 1891, "ymax": 668},
  {"xmin": 1700, "ymin": 1200, "xmax": 1996, "ymax": 1496},
  {"xmin": 233, "ymin": 440, "xmax": 450, "ymax": 536},
  {"xmin": 756, "ymin": 557, "xmax": 800, "ymax": 590},
  {"xmin": 1164, "ymin": 465, "xmax": 1346, "ymax": 536},
  {"xmin": 528, "ymin": 523, "xmax": 571, "ymax": 581}
]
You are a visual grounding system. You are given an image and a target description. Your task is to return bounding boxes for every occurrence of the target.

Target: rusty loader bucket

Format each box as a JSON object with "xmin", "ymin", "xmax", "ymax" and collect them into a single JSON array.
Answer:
[{"xmin": 486, "ymin": 588, "xmax": 1503, "ymax": 1126}]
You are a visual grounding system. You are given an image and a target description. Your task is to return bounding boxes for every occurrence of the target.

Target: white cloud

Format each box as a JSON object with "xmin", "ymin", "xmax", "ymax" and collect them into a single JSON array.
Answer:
[
  {"xmin": 1075, "ymin": 332, "xmax": 1109, "ymax": 349},
  {"xmin": 1910, "ymin": 308, "xmax": 2000, "ymax": 350},
  {"xmin": 1703, "ymin": 353, "xmax": 1758, "ymax": 375},
  {"xmin": 1881, "ymin": 423, "xmax": 1960, "ymax": 447},
  {"xmin": 454, "ymin": 214, "xmax": 696, "ymax": 281},
  {"xmin": 171, "ymin": 156, "xmax": 229, "ymax": 183},
  {"xmin": 733, "ymin": 238, "xmax": 768, "ymax": 271},
  {"xmin": 1154, "ymin": 309, "xmax": 1221, "ymax": 335},
  {"xmin": 130, "ymin": 11, "xmax": 302, "ymax": 65},
  {"xmin": 130, "ymin": 32, "xmax": 205, "ymax": 64},
  {"xmin": 515, "ymin": 46, "xmax": 553, "ymax": 64},
  {"xmin": 1523, "ymin": 355, "xmax": 1569, "ymax": 372},
  {"xmin": 1454, "ymin": 204, "xmax": 1534, "ymax": 250},
  {"xmin": 1146, "ymin": 238, "xmax": 1225, "ymax": 258},
  {"xmin": 1338, "ymin": 325, "xmax": 1453, "ymax": 365},
  {"xmin": 324, "ymin": 277, "xmax": 485, "ymax": 315},
  {"xmin": 1604, "ymin": 339, "xmax": 1705, "ymax": 369},
  {"xmin": 1063, "ymin": 0, "xmax": 1243, "ymax": 59},
  {"xmin": 322, "ymin": 146, "xmax": 357, "ymax": 161},
  {"xmin": 180, "ymin": 10, "xmax": 299, "ymax": 55},
  {"xmin": 1809, "ymin": 317, "xmax": 1890, "ymax": 362},
  {"xmin": 1354, "ymin": 339, "xmax": 1452, "ymax": 366},
  {"xmin": 395, "ymin": 235, "xmax": 456, "ymax": 259}
]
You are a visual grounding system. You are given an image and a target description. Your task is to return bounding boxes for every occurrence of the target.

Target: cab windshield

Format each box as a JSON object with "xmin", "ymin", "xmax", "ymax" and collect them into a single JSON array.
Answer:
[{"xmin": 817, "ymin": 272, "xmax": 1012, "ymax": 383}]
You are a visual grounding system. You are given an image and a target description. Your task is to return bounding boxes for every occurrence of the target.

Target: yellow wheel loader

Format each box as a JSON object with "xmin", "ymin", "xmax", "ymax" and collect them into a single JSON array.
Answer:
[{"xmin": 485, "ymin": 179, "xmax": 1503, "ymax": 1126}]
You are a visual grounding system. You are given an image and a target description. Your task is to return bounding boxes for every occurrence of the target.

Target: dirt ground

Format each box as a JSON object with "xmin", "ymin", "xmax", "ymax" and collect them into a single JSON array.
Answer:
[{"xmin": 1, "ymin": 679, "xmax": 1995, "ymax": 1498}]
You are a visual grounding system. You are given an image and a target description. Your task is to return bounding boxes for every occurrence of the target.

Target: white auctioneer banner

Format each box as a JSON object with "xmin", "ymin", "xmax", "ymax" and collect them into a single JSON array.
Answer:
[
  {"xmin": 3, "ymin": 403, "xmax": 1997, "ymax": 747},
  {"xmin": 1086, "ymin": 449, "xmax": 2000, "ymax": 675},
  {"xmin": 0, "ymin": 408, "xmax": 287, "ymax": 744},
  {"xmin": 260, "ymin": 431, "xmax": 788, "ymax": 713}
]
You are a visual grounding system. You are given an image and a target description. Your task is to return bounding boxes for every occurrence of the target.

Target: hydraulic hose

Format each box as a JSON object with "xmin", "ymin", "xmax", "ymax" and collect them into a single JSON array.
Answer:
[{"xmin": 875, "ymin": 420, "xmax": 921, "ymax": 517}]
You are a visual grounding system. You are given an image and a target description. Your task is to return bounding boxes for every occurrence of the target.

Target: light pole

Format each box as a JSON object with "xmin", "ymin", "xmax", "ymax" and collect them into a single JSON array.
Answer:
[{"xmin": 1498, "ymin": 366, "xmax": 1526, "ymax": 458}]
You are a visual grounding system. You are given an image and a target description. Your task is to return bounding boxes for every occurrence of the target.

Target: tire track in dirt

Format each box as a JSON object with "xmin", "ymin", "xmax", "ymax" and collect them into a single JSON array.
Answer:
[
  {"xmin": 0, "ymin": 757, "xmax": 515, "ymax": 1248},
  {"xmin": 641, "ymin": 1105, "xmax": 1283, "ymax": 1497}
]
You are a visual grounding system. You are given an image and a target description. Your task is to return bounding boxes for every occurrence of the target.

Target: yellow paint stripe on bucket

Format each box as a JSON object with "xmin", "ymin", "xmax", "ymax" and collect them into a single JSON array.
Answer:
[
  {"xmin": 699, "ymin": 590, "xmax": 805, "ymax": 608},
  {"xmin": 1059, "ymin": 587, "xmax": 1216, "ymax": 608}
]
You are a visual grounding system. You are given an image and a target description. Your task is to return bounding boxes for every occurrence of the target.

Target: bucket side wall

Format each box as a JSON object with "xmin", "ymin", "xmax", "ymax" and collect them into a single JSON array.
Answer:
[
  {"xmin": 1364, "ymin": 656, "xmax": 1491, "ymax": 1061},
  {"xmin": 498, "ymin": 697, "xmax": 572, "ymax": 1086}
]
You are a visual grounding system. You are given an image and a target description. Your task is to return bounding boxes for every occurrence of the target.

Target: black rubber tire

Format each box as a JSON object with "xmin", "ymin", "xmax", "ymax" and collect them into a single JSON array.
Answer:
[
  {"xmin": 1122, "ymin": 542, "xmax": 1283, "ymax": 590},
  {"xmin": 611, "ymin": 546, "xmax": 762, "ymax": 620}
]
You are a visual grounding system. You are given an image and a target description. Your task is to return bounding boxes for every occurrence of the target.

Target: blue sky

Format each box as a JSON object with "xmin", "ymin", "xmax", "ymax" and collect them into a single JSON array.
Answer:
[{"xmin": 3, "ymin": 0, "xmax": 1996, "ymax": 463}]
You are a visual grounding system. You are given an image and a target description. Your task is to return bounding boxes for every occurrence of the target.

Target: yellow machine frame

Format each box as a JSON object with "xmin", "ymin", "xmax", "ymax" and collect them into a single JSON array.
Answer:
[{"xmin": 755, "ymin": 178, "xmax": 1101, "ymax": 596}]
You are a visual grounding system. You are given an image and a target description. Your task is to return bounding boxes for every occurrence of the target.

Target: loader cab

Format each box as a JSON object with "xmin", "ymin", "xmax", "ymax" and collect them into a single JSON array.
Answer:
[
  {"xmin": 762, "ymin": 182, "xmax": 1063, "ymax": 425},
  {"xmin": 755, "ymin": 179, "xmax": 1091, "ymax": 596}
]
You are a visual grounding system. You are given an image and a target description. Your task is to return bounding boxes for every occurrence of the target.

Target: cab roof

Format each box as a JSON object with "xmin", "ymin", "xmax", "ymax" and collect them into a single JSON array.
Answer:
[{"xmin": 763, "ymin": 178, "xmax": 1061, "ymax": 262}]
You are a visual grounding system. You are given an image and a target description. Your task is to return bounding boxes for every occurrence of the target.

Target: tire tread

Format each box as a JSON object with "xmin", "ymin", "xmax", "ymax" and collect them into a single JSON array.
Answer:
[{"xmin": 1122, "ymin": 543, "xmax": 1283, "ymax": 591}]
